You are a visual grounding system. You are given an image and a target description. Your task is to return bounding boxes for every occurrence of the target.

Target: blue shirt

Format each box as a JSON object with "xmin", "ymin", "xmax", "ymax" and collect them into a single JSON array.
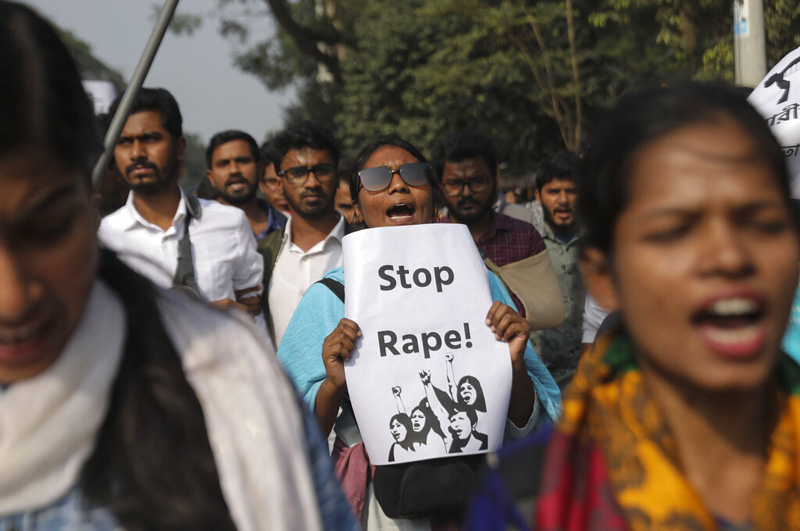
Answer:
[{"xmin": 256, "ymin": 199, "xmax": 288, "ymax": 240}]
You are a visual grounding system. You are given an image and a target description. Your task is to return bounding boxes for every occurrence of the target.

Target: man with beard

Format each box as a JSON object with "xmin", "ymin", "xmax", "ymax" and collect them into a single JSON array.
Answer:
[
  {"xmin": 260, "ymin": 121, "xmax": 353, "ymax": 347},
  {"xmin": 432, "ymin": 131, "xmax": 552, "ymax": 317},
  {"xmin": 531, "ymin": 150, "xmax": 585, "ymax": 389},
  {"xmin": 98, "ymin": 88, "xmax": 265, "ymax": 325},
  {"xmin": 205, "ymin": 130, "xmax": 287, "ymax": 239}
]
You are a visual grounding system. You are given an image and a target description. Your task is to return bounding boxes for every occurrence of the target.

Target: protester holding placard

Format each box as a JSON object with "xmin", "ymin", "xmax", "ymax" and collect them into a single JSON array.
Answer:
[
  {"xmin": 277, "ymin": 135, "xmax": 560, "ymax": 528},
  {"xmin": 468, "ymin": 82, "xmax": 800, "ymax": 530}
]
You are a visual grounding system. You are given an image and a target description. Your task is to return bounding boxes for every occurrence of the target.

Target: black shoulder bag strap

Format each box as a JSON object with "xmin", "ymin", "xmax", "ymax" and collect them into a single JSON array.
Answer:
[
  {"xmin": 316, "ymin": 277, "xmax": 345, "ymax": 302},
  {"xmin": 173, "ymin": 194, "xmax": 202, "ymax": 293}
]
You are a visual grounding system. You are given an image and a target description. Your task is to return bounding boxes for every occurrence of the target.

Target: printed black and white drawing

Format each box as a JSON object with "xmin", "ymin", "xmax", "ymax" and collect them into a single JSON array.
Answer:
[{"xmin": 387, "ymin": 352, "xmax": 488, "ymax": 462}]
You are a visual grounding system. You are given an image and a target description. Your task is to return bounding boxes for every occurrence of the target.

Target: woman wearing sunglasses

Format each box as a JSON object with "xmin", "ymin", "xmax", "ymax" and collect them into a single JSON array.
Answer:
[
  {"xmin": 467, "ymin": 82, "xmax": 800, "ymax": 530},
  {"xmin": 277, "ymin": 135, "xmax": 560, "ymax": 529}
]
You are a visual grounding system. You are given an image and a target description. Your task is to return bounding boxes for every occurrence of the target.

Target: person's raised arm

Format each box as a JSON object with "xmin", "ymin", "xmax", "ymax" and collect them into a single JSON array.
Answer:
[
  {"xmin": 445, "ymin": 352, "xmax": 457, "ymax": 402},
  {"xmin": 420, "ymin": 370, "xmax": 453, "ymax": 449}
]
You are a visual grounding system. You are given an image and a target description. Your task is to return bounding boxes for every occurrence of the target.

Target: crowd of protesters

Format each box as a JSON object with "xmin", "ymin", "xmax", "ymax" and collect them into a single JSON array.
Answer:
[{"xmin": 3, "ymin": 1, "xmax": 800, "ymax": 529}]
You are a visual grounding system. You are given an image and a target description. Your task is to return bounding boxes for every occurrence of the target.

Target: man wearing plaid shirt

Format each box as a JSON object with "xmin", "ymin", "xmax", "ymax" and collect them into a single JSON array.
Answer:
[{"xmin": 432, "ymin": 131, "xmax": 548, "ymax": 315}]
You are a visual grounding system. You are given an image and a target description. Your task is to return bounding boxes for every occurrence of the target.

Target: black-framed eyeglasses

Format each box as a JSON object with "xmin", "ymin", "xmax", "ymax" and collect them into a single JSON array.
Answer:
[
  {"xmin": 441, "ymin": 177, "xmax": 492, "ymax": 197},
  {"xmin": 358, "ymin": 162, "xmax": 430, "ymax": 192},
  {"xmin": 278, "ymin": 164, "xmax": 337, "ymax": 186}
]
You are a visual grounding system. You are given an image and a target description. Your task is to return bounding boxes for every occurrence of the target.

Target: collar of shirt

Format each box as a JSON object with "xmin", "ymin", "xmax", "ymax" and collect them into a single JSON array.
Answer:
[
  {"xmin": 539, "ymin": 219, "xmax": 582, "ymax": 248},
  {"xmin": 120, "ymin": 186, "xmax": 188, "ymax": 238},
  {"xmin": 281, "ymin": 213, "xmax": 346, "ymax": 256},
  {"xmin": 436, "ymin": 210, "xmax": 505, "ymax": 246},
  {"xmin": 256, "ymin": 199, "xmax": 288, "ymax": 240},
  {"xmin": 475, "ymin": 210, "xmax": 509, "ymax": 247}
]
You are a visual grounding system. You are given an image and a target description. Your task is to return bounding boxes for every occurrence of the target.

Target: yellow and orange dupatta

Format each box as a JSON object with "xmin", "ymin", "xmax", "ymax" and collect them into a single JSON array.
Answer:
[{"xmin": 536, "ymin": 331, "xmax": 800, "ymax": 530}]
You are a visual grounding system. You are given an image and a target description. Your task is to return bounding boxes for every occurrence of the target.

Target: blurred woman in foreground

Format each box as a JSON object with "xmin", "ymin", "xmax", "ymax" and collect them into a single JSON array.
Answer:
[
  {"xmin": 468, "ymin": 82, "xmax": 800, "ymax": 529},
  {"xmin": 0, "ymin": 3, "xmax": 354, "ymax": 529}
]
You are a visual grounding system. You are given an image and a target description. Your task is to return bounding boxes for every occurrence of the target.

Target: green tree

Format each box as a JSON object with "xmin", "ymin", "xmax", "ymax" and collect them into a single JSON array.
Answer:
[{"xmin": 173, "ymin": 0, "xmax": 800, "ymax": 168}]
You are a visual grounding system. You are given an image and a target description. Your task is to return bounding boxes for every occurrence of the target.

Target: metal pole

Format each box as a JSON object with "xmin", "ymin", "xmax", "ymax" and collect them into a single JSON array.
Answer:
[
  {"xmin": 733, "ymin": 0, "xmax": 767, "ymax": 87},
  {"xmin": 91, "ymin": 0, "xmax": 181, "ymax": 189}
]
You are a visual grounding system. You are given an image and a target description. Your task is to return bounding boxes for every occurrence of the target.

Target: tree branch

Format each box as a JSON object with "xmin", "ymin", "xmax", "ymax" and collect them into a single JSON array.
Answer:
[
  {"xmin": 565, "ymin": 0, "xmax": 581, "ymax": 150},
  {"xmin": 261, "ymin": 0, "xmax": 352, "ymax": 83}
]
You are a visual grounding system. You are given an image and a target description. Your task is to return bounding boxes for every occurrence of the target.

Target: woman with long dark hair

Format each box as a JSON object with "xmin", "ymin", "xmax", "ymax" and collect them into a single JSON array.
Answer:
[
  {"xmin": 409, "ymin": 402, "xmax": 447, "ymax": 452},
  {"xmin": 468, "ymin": 81, "xmax": 800, "ymax": 529},
  {"xmin": 0, "ymin": 3, "xmax": 354, "ymax": 529},
  {"xmin": 388, "ymin": 413, "xmax": 415, "ymax": 462},
  {"xmin": 457, "ymin": 376, "xmax": 486, "ymax": 413}
]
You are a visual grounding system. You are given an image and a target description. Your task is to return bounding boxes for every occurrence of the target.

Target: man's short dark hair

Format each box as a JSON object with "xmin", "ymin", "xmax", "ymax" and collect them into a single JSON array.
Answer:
[
  {"xmin": 270, "ymin": 121, "xmax": 339, "ymax": 172},
  {"xmin": 108, "ymin": 87, "xmax": 183, "ymax": 141},
  {"xmin": 205, "ymin": 130, "xmax": 259, "ymax": 169},
  {"xmin": 431, "ymin": 130, "xmax": 498, "ymax": 184},
  {"xmin": 536, "ymin": 150, "xmax": 578, "ymax": 192},
  {"xmin": 260, "ymin": 140, "xmax": 277, "ymax": 168}
]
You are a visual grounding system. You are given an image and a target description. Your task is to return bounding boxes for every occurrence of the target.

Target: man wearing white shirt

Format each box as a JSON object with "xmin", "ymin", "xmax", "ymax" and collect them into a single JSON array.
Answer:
[
  {"xmin": 98, "ymin": 88, "xmax": 265, "ymax": 323},
  {"xmin": 259, "ymin": 122, "xmax": 350, "ymax": 347}
]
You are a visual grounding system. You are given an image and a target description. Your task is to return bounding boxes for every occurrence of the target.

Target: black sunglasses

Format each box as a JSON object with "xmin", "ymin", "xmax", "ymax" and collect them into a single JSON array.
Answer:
[{"xmin": 358, "ymin": 162, "xmax": 431, "ymax": 192}]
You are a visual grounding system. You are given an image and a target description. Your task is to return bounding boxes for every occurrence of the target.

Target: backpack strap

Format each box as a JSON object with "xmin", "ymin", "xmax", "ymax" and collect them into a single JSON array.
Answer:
[
  {"xmin": 317, "ymin": 277, "xmax": 345, "ymax": 302},
  {"xmin": 172, "ymin": 195, "xmax": 203, "ymax": 294}
]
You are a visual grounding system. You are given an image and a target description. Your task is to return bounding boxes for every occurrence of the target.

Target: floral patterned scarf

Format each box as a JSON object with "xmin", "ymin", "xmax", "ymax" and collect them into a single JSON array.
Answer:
[{"xmin": 535, "ymin": 330, "xmax": 800, "ymax": 530}]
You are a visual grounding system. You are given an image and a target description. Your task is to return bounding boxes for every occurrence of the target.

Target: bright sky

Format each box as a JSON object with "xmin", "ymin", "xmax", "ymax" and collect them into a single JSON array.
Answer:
[{"xmin": 22, "ymin": 0, "xmax": 295, "ymax": 143}]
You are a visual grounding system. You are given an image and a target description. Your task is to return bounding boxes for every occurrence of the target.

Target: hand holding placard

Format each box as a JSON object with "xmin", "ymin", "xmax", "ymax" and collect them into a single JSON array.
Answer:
[
  {"xmin": 485, "ymin": 301, "xmax": 530, "ymax": 370},
  {"xmin": 317, "ymin": 317, "xmax": 361, "ymax": 435},
  {"xmin": 322, "ymin": 318, "xmax": 361, "ymax": 389}
]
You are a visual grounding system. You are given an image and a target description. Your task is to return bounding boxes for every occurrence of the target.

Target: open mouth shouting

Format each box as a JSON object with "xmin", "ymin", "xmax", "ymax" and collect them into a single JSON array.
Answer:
[
  {"xmin": 553, "ymin": 208, "xmax": 573, "ymax": 222},
  {"xmin": 692, "ymin": 294, "xmax": 766, "ymax": 359},
  {"xmin": 386, "ymin": 202, "xmax": 417, "ymax": 225},
  {"xmin": 226, "ymin": 176, "xmax": 251, "ymax": 194}
]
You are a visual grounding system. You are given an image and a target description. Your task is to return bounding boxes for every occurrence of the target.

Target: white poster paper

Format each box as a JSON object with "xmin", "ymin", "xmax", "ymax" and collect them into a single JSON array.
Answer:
[
  {"xmin": 748, "ymin": 46, "xmax": 800, "ymax": 198},
  {"xmin": 343, "ymin": 224, "xmax": 513, "ymax": 466},
  {"xmin": 82, "ymin": 80, "xmax": 118, "ymax": 115}
]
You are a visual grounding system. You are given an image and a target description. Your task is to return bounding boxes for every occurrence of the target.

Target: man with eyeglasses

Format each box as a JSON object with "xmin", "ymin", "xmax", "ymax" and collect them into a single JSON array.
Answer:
[
  {"xmin": 432, "ymin": 131, "xmax": 563, "ymax": 333},
  {"xmin": 259, "ymin": 121, "xmax": 356, "ymax": 347},
  {"xmin": 205, "ymin": 130, "xmax": 287, "ymax": 239}
]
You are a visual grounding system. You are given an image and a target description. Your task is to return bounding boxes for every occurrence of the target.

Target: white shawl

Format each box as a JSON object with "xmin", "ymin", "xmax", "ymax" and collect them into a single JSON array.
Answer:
[
  {"xmin": 0, "ymin": 280, "xmax": 124, "ymax": 514},
  {"xmin": 0, "ymin": 280, "xmax": 324, "ymax": 530}
]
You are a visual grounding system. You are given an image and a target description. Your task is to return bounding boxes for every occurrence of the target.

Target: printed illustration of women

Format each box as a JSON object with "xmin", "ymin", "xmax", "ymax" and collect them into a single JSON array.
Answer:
[
  {"xmin": 387, "ymin": 414, "xmax": 415, "ymax": 462},
  {"xmin": 448, "ymin": 407, "xmax": 488, "ymax": 453},
  {"xmin": 457, "ymin": 376, "xmax": 486, "ymax": 414},
  {"xmin": 409, "ymin": 402, "xmax": 447, "ymax": 453},
  {"xmin": 417, "ymin": 368, "xmax": 457, "ymax": 451}
]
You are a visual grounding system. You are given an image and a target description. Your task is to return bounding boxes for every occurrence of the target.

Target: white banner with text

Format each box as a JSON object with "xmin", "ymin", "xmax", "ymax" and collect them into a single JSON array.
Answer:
[{"xmin": 343, "ymin": 224, "xmax": 512, "ymax": 465}]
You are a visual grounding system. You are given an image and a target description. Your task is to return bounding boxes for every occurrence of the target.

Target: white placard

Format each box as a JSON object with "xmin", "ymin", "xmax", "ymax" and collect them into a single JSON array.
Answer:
[
  {"xmin": 748, "ymin": 46, "xmax": 800, "ymax": 198},
  {"xmin": 82, "ymin": 80, "xmax": 118, "ymax": 115},
  {"xmin": 343, "ymin": 224, "xmax": 513, "ymax": 465}
]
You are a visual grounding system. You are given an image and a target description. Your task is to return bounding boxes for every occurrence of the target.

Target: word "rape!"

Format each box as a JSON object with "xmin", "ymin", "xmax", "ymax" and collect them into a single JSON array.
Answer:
[{"xmin": 375, "ymin": 263, "xmax": 473, "ymax": 359}]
